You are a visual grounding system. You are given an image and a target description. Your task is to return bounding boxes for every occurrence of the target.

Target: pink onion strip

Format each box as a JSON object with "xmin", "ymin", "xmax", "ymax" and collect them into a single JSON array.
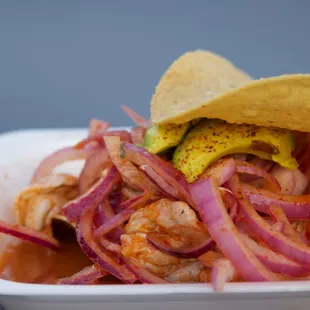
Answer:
[
  {"xmin": 31, "ymin": 146, "xmax": 99, "ymax": 183},
  {"xmin": 109, "ymin": 188, "xmax": 123, "ymax": 214},
  {"xmin": 95, "ymin": 203, "xmax": 124, "ymax": 243},
  {"xmin": 121, "ymin": 105, "xmax": 151, "ymax": 128},
  {"xmin": 190, "ymin": 177, "xmax": 282, "ymax": 281},
  {"xmin": 140, "ymin": 165, "xmax": 179, "ymax": 198},
  {"xmin": 76, "ymin": 203, "xmax": 136, "ymax": 283},
  {"xmin": 122, "ymin": 142, "xmax": 194, "ymax": 206},
  {"xmin": 104, "ymin": 136, "xmax": 160, "ymax": 194},
  {"xmin": 235, "ymin": 160, "xmax": 281, "ymax": 191},
  {"xmin": 268, "ymin": 205, "xmax": 305, "ymax": 244},
  {"xmin": 122, "ymin": 257, "xmax": 169, "ymax": 284},
  {"xmin": 239, "ymin": 233, "xmax": 310, "ymax": 277},
  {"xmin": 97, "ymin": 237, "xmax": 121, "ymax": 254},
  {"xmin": 199, "ymin": 158, "xmax": 236, "ymax": 185},
  {"xmin": 220, "ymin": 187, "xmax": 239, "ymax": 221},
  {"xmin": 75, "ymin": 130, "xmax": 132, "ymax": 150},
  {"xmin": 79, "ymin": 149, "xmax": 112, "ymax": 194},
  {"xmin": 0, "ymin": 220, "xmax": 59, "ymax": 251},
  {"xmin": 88, "ymin": 119, "xmax": 110, "ymax": 137},
  {"xmin": 271, "ymin": 222, "xmax": 285, "ymax": 233},
  {"xmin": 63, "ymin": 166, "xmax": 120, "ymax": 222},
  {"xmin": 229, "ymin": 175, "xmax": 310, "ymax": 265},
  {"xmin": 242, "ymin": 184, "xmax": 310, "ymax": 220},
  {"xmin": 57, "ymin": 265, "xmax": 107, "ymax": 284},
  {"xmin": 131, "ymin": 126, "xmax": 146, "ymax": 145},
  {"xmin": 94, "ymin": 191, "xmax": 153, "ymax": 237}
]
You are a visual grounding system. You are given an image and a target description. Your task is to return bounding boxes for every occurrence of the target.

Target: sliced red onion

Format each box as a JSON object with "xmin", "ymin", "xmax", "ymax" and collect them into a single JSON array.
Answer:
[
  {"xmin": 220, "ymin": 187, "xmax": 239, "ymax": 221},
  {"xmin": 271, "ymin": 166, "xmax": 308, "ymax": 195},
  {"xmin": 271, "ymin": 222, "xmax": 285, "ymax": 233},
  {"xmin": 32, "ymin": 146, "xmax": 99, "ymax": 183},
  {"xmin": 94, "ymin": 203, "xmax": 113, "ymax": 226},
  {"xmin": 95, "ymin": 208, "xmax": 136, "ymax": 237},
  {"xmin": 199, "ymin": 158, "xmax": 236, "ymax": 186},
  {"xmin": 147, "ymin": 233, "xmax": 215, "ymax": 258},
  {"xmin": 268, "ymin": 205, "xmax": 305, "ymax": 244},
  {"xmin": 95, "ymin": 203, "xmax": 124, "ymax": 243},
  {"xmin": 76, "ymin": 203, "xmax": 136, "ymax": 283},
  {"xmin": 63, "ymin": 166, "xmax": 120, "ymax": 222},
  {"xmin": 242, "ymin": 184, "xmax": 310, "ymax": 220},
  {"xmin": 190, "ymin": 177, "xmax": 282, "ymax": 281},
  {"xmin": 94, "ymin": 204, "xmax": 123, "ymax": 251},
  {"xmin": 104, "ymin": 136, "xmax": 160, "ymax": 194},
  {"xmin": 235, "ymin": 160, "xmax": 281, "ymax": 191},
  {"xmin": 94, "ymin": 191, "xmax": 153, "ymax": 237},
  {"xmin": 122, "ymin": 142, "xmax": 194, "ymax": 206},
  {"xmin": 57, "ymin": 265, "xmax": 107, "ymax": 284},
  {"xmin": 122, "ymin": 257, "xmax": 169, "ymax": 284},
  {"xmin": 79, "ymin": 149, "xmax": 112, "ymax": 194},
  {"xmin": 97, "ymin": 236, "xmax": 121, "ymax": 254},
  {"xmin": 75, "ymin": 130, "xmax": 132, "ymax": 149},
  {"xmin": 121, "ymin": 105, "xmax": 152, "ymax": 128},
  {"xmin": 140, "ymin": 165, "xmax": 179, "ymax": 198},
  {"xmin": 131, "ymin": 126, "xmax": 146, "ymax": 145},
  {"xmin": 239, "ymin": 233, "xmax": 310, "ymax": 277},
  {"xmin": 109, "ymin": 188, "xmax": 123, "ymax": 214},
  {"xmin": 0, "ymin": 220, "xmax": 59, "ymax": 251},
  {"xmin": 211, "ymin": 258, "xmax": 238, "ymax": 292},
  {"xmin": 229, "ymin": 175, "xmax": 310, "ymax": 265},
  {"xmin": 88, "ymin": 119, "xmax": 110, "ymax": 136},
  {"xmin": 119, "ymin": 191, "xmax": 154, "ymax": 209}
]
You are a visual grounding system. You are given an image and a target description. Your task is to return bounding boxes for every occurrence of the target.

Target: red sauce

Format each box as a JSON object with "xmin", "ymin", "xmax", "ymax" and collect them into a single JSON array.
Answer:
[
  {"xmin": 0, "ymin": 239, "xmax": 91, "ymax": 284},
  {"xmin": 0, "ymin": 221, "xmax": 122, "ymax": 284}
]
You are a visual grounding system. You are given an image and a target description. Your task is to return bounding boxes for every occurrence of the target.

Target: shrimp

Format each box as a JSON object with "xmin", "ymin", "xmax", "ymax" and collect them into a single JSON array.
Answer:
[
  {"xmin": 121, "ymin": 199, "xmax": 210, "ymax": 280},
  {"xmin": 14, "ymin": 174, "xmax": 78, "ymax": 233},
  {"xmin": 166, "ymin": 261, "xmax": 206, "ymax": 283}
]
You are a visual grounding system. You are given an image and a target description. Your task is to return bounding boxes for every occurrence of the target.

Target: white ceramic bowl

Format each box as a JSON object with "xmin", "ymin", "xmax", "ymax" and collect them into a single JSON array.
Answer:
[{"xmin": 0, "ymin": 128, "xmax": 309, "ymax": 310}]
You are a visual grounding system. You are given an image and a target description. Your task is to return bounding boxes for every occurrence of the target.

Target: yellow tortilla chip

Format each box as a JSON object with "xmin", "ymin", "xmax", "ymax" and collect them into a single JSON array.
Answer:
[{"xmin": 151, "ymin": 50, "xmax": 310, "ymax": 132}]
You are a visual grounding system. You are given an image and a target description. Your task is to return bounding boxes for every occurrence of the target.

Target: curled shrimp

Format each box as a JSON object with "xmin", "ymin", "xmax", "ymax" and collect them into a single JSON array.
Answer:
[
  {"xmin": 14, "ymin": 174, "xmax": 78, "ymax": 233},
  {"xmin": 121, "ymin": 199, "xmax": 210, "ymax": 280}
]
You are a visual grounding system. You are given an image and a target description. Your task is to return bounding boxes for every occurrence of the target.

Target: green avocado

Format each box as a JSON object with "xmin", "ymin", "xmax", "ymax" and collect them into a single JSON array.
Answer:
[
  {"xmin": 173, "ymin": 119, "xmax": 298, "ymax": 182},
  {"xmin": 143, "ymin": 123, "xmax": 190, "ymax": 154}
]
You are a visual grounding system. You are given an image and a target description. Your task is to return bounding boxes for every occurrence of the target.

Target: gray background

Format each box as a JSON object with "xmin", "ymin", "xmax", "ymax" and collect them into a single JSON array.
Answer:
[{"xmin": 1, "ymin": 0, "xmax": 310, "ymax": 133}]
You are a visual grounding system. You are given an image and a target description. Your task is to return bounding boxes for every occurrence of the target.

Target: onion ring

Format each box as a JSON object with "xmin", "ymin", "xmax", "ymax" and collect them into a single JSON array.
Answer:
[
  {"xmin": 190, "ymin": 177, "xmax": 282, "ymax": 281},
  {"xmin": 76, "ymin": 203, "xmax": 136, "ymax": 283},
  {"xmin": 57, "ymin": 265, "xmax": 107, "ymax": 284},
  {"xmin": 229, "ymin": 175, "xmax": 310, "ymax": 265},
  {"xmin": 242, "ymin": 184, "xmax": 310, "ymax": 220},
  {"xmin": 63, "ymin": 166, "xmax": 120, "ymax": 222},
  {"xmin": 0, "ymin": 220, "xmax": 59, "ymax": 251}
]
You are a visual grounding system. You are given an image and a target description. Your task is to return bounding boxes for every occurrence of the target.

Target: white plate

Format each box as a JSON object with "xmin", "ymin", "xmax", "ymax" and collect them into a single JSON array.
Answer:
[{"xmin": 0, "ymin": 128, "xmax": 309, "ymax": 310}]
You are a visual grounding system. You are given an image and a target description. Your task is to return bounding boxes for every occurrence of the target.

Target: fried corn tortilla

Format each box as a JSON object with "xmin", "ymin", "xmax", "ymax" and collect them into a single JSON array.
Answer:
[{"xmin": 151, "ymin": 50, "xmax": 310, "ymax": 132}]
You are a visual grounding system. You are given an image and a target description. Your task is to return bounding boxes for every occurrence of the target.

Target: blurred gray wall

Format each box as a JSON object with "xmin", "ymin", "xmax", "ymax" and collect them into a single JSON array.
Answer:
[{"xmin": 0, "ymin": 0, "xmax": 310, "ymax": 133}]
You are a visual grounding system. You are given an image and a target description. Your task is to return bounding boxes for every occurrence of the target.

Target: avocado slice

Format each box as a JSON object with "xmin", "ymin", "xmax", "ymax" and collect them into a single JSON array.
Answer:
[
  {"xmin": 173, "ymin": 119, "xmax": 298, "ymax": 182},
  {"xmin": 143, "ymin": 123, "xmax": 190, "ymax": 154}
]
